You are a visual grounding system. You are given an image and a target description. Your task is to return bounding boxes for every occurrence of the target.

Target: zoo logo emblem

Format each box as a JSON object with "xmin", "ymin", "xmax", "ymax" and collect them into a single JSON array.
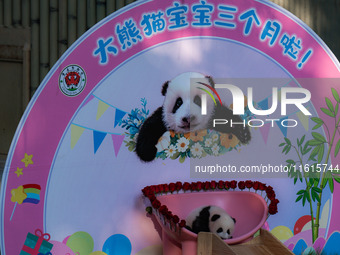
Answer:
[{"xmin": 59, "ymin": 64, "xmax": 86, "ymax": 97}]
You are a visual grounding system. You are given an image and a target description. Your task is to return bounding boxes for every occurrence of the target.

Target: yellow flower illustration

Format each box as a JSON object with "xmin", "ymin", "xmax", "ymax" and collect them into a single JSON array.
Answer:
[
  {"xmin": 190, "ymin": 129, "xmax": 207, "ymax": 142},
  {"xmin": 220, "ymin": 133, "xmax": 239, "ymax": 149}
]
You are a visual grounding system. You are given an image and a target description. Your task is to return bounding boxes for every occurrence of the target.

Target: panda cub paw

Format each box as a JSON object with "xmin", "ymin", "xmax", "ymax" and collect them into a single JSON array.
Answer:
[{"xmin": 185, "ymin": 205, "xmax": 236, "ymax": 240}]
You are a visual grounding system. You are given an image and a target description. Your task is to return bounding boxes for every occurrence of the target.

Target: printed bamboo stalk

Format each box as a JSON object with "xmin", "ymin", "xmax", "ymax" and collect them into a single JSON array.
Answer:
[
  {"xmin": 0, "ymin": 0, "xmax": 3, "ymax": 26},
  {"xmin": 106, "ymin": 0, "xmax": 115, "ymax": 16},
  {"xmin": 87, "ymin": 0, "xmax": 96, "ymax": 29}
]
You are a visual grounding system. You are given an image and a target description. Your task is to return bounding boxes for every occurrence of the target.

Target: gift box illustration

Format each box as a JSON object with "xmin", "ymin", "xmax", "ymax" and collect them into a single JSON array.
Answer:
[{"xmin": 20, "ymin": 229, "xmax": 53, "ymax": 255}]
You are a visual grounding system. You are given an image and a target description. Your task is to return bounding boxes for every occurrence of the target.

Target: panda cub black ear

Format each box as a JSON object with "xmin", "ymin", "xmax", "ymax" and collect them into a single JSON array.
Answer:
[
  {"xmin": 232, "ymin": 217, "xmax": 236, "ymax": 223},
  {"xmin": 211, "ymin": 214, "xmax": 221, "ymax": 222},
  {"xmin": 161, "ymin": 81, "xmax": 169, "ymax": 96}
]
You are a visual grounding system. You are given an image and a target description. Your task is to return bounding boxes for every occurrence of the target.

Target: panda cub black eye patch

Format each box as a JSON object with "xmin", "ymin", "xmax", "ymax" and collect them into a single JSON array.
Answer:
[
  {"xmin": 211, "ymin": 214, "xmax": 220, "ymax": 221},
  {"xmin": 172, "ymin": 97, "xmax": 183, "ymax": 113},
  {"xmin": 227, "ymin": 229, "xmax": 230, "ymax": 235},
  {"xmin": 217, "ymin": 228, "xmax": 223, "ymax": 233},
  {"xmin": 194, "ymin": 95, "xmax": 201, "ymax": 107}
]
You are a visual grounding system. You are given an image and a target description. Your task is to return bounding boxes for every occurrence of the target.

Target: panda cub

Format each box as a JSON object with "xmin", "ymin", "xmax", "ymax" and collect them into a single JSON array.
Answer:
[
  {"xmin": 136, "ymin": 72, "xmax": 251, "ymax": 162},
  {"xmin": 186, "ymin": 205, "xmax": 236, "ymax": 240}
]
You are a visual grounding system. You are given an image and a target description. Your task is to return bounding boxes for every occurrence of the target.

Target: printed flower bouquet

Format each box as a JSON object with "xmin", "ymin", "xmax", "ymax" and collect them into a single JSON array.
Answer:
[{"xmin": 142, "ymin": 180, "xmax": 279, "ymax": 255}]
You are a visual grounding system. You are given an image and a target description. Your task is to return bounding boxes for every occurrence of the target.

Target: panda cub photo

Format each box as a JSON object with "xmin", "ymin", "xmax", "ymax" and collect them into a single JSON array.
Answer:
[
  {"xmin": 136, "ymin": 72, "xmax": 251, "ymax": 162},
  {"xmin": 185, "ymin": 205, "xmax": 236, "ymax": 240}
]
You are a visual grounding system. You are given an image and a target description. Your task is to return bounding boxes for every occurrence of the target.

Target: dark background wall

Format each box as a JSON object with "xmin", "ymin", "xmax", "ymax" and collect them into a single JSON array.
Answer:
[{"xmin": 0, "ymin": 0, "xmax": 340, "ymax": 174}]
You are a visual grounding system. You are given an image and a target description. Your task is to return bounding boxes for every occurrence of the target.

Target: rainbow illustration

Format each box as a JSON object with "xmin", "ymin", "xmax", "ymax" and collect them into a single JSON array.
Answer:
[
  {"xmin": 10, "ymin": 184, "xmax": 41, "ymax": 221},
  {"xmin": 22, "ymin": 184, "xmax": 41, "ymax": 204}
]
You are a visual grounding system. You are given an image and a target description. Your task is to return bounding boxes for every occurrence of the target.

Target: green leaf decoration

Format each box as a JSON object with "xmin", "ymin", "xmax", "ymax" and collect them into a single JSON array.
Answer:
[
  {"xmin": 300, "ymin": 135, "xmax": 306, "ymax": 146},
  {"xmin": 279, "ymin": 142, "xmax": 285, "ymax": 147},
  {"xmin": 325, "ymin": 97, "xmax": 334, "ymax": 113},
  {"xmin": 328, "ymin": 178, "xmax": 334, "ymax": 193},
  {"xmin": 297, "ymin": 189, "xmax": 305, "ymax": 195},
  {"xmin": 318, "ymin": 144, "xmax": 324, "ymax": 163},
  {"xmin": 295, "ymin": 195, "xmax": 303, "ymax": 202},
  {"xmin": 331, "ymin": 88, "xmax": 340, "ymax": 103},
  {"xmin": 335, "ymin": 103, "xmax": 339, "ymax": 115},
  {"xmin": 312, "ymin": 123, "xmax": 323, "ymax": 130},
  {"xmin": 334, "ymin": 175, "xmax": 340, "ymax": 184},
  {"xmin": 312, "ymin": 132, "xmax": 326, "ymax": 142},
  {"xmin": 321, "ymin": 107, "xmax": 335, "ymax": 117},
  {"xmin": 309, "ymin": 146, "xmax": 320, "ymax": 161},
  {"xmin": 335, "ymin": 139, "xmax": 340, "ymax": 157},
  {"xmin": 284, "ymin": 138, "xmax": 291, "ymax": 146},
  {"xmin": 308, "ymin": 140, "xmax": 323, "ymax": 146},
  {"xmin": 311, "ymin": 117, "xmax": 323, "ymax": 124}
]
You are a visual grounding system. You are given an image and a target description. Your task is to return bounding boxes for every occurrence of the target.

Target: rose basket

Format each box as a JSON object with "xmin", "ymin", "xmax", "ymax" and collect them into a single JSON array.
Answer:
[{"xmin": 142, "ymin": 180, "xmax": 279, "ymax": 255}]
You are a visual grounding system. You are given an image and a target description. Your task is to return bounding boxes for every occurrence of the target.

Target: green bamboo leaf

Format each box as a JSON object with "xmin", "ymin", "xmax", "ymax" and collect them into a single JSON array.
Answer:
[
  {"xmin": 302, "ymin": 146, "xmax": 312, "ymax": 156},
  {"xmin": 318, "ymin": 144, "xmax": 325, "ymax": 163},
  {"xmin": 332, "ymin": 88, "xmax": 340, "ymax": 103},
  {"xmin": 315, "ymin": 193, "xmax": 321, "ymax": 203},
  {"xmin": 297, "ymin": 189, "xmax": 305, "ymax": 195},
  {"xmin": 311, "ymin": 189, "xmax": 316, "ymax": 202},
  {"xmin": 335, "ymin": 103, "xmax": 339, "ymax": 115},
  {"xmin": 295, "ymin": 195, "xmax": 303, "ymax": 202},
  {"xmin": 312, "ymin": 123, "xmax": 323, "ymax": 130},
  {"xmin": 312, "ymin": 132, "xmax": 326, "ymax": 142},
  {"xmin": 321, "ymin": 107, "xmax": 335, "ymax": 117},
  {"xmin": 286, "ymin": 145, "xmax": 291, "ymax": 154},
  {"xmin": 297, "ymin": 138, "xmax": 301, "ymax": 147},
  {"xmin": 279, "ymin": 142, "xmax": 285, "ymax": 147},
  {"xmin": 308, "ymin": 140, "xmax": 323, "ymax": 146},
  {"xmin": 300, "ymin": 135, "xmax": 306, "ymax": 145},
  {"xmin": 325, "ymin": 97, "xmax": 335, "ymax": 113},
  {"xmin": 329, "ymin": 178, "xmax": 334, "ymax": 193},
  {"xmin": 311, "ymin": 117, "xmax": 323, "ymax": 124},
  {"xmin": 284, "ymin": 138, "xmax": 291, "ymax": 146},
  {"xmin": 334, "ymin": 175, "xmax": 340, "ymax": 184},
  {"xmin": 335, "ymin": 139, "xmax": 340, "ymax": 157},
  {"xmin": 302, "ymin": 194, "xmax": 307, "ymax": 206},
  {"xmin": 309, "ymin": 146, "xmax": 320, "ymax": 161},
  {"xmin": 286, "ymin": 159, "xmax": 295, "ymax": 165}
]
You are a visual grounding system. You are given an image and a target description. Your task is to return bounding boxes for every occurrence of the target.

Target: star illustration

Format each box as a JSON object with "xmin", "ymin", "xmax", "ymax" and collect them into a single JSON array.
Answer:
[
  {"xmin": 14, "ymin": 167, "xmax": 23, "ymax": 177},
  {"xmin": 21, "ymin": 153, "xmax": 33, "ymax": 167}
]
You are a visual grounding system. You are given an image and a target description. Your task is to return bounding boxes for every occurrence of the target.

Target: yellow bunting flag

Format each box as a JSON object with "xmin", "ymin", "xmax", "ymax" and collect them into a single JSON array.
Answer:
[
  {"xmin": 71, "ymin": 124, "xmax": 85, "ymax": 149},
  {"xmin": 296, "ymin": 110, "xmax": 309, "ymax": 131},
  {"xmin": 96, "ymin": 101, "xmax": 110, "ymax": 120}
]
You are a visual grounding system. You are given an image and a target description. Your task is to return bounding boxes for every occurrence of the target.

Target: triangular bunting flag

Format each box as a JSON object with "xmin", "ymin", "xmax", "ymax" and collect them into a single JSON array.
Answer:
[
  {"xmin": 71, "ymin": 124, "xmax": 85, "ymax": 149},
  {"xmin": 276, "ymin": 116, "xmax": 288, "ymax": 137},
  {"xmin": 260, "ymin": 122, "xmax": 271, "ymax": 144},
  {"xmin": 112, "ymin": 134, "xmax": 125, "ymax": 157},
  {"xmin": 82, "ymin": 95, "xmax": 95, "ymax": 108},
  {"xmin": 93, "ymin": 131, "xmax": 107, "ymax": 154},
  {"xmin": 114, "ymin": 109, "xmax": 127, "ymax": 128},
  {"xmin": 296, "ymin": 110, "xmax": 309, "ymax": 131},
  {"xmin": 96, "ymin": 100, "xmax": 110, "ymax": 120},
  {"xmin": 257, "ymin": 98, "xmax": 269, "ymax": 110}
]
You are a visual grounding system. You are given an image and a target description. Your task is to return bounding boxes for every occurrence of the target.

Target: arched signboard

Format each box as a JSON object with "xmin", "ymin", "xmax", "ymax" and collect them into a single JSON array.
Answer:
[{"xmin": 1, "ymin": 0, "xmax": 340, "ymax": 254}]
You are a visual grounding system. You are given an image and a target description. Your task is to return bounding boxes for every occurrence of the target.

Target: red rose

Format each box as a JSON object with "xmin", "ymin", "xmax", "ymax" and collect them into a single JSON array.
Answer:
[
  {"xmin": 225, "ymin": 181, "xmax": 230, "ymax": 189},
  {"xmin": 253, "ymin": 181, "xmax": 260, "ymax": 190},
  {"xmin": 154, "ymin": 185, "xmax": 160, "ymax": 194},
  {"xmin": 245, "ymin": 180, "xmax": 253, "ymax": 189},
  {"xmin": 183, "ymin": 182, "xmax": 191, "ymax": 191},
  {"xmin": 269, "ymin": 203, "xmax": 278, "ymax": 214},
  {"xmin": 158, "ymin": 185, "xmax": 164, "ymax": 193},
  {"xmin": 230, "ymin": 180, "xmax": 237, "ymax": 189},
  {"xmin": 218, "ymin": 180, "xmax": 225, "ymax": 189},
  {"xmin": 159, "ymin": 205, "xmax": 168, "ymax": 215},
  {"xmin": 175, "ymin": 181, "xmax": 182, "ymax": 191},
  {"xmin": 173, "ymin": 215, "xmax": 180, "ymax": 224},
  {"xmin": 152, "ymin": 199, "xmax": 161, "ymax": 209},
  {"xmin": 148, "ymin": 194, "xmax": 156, "ymax": 202},
  {"xmin": 259, "ymin": 183, "xmax": 266, "ymax": 191},
  {"xmin": 191, "ymin": 182, "xmax": 197, "ymax": 191},
  {"xmin": 204, "ymin": 181, "xmax": 210, "ymax": 190},
  {"xmin": 169, "ymin": 183, "xmax": 176, "ymax": 193},
  {"xmin": 163, "ymin": 184, "xmax": 169, "ymax": 193},
  {"xmin": 210, "ymin": 181, "xmax": 217, "ymax": 189},
  {"xmin": 166, "ymin": 210, "xmax": 173, "ymax": 220},
  {"xmin": 196, "ymin": 181, "xmax": 203, "ymax": 191},
  {"xmin": 266, "ymin": 189, "xmax": 276, "ymax": 200},
  {"xmin": 179, "ymin": 220, "xmax": 186, "ymax": 228},
  {"xmin": 271, "ymin": 199, "xmax": 280, "ymax": 205},
  {"xmin": 238, "ymin": 181, "xmax": 245, "ymax": 190}
]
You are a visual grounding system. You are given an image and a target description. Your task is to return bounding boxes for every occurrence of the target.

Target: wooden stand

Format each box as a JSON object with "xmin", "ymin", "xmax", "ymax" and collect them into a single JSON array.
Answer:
[{"xmin": 197, "ymin": 229, "xmax": 294, "ymax": 255}]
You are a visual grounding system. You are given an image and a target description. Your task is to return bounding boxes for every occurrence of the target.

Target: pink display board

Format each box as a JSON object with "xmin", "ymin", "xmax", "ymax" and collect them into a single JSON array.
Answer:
[{"xmin": 1, "ymin": 0, "xmax": 340, "ymax": 254}]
